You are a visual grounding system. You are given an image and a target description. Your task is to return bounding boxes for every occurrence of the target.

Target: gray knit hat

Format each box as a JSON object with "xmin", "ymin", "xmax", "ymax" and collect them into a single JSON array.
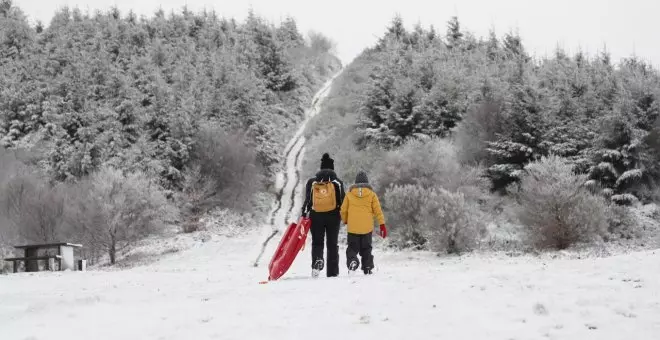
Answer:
[{"xmin": 355, "ymin": 170, "xmax": 369, "ymax": 184}]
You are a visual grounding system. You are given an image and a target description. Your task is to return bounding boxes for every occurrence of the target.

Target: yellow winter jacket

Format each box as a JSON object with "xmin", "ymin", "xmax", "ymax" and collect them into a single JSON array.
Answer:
[{"xmin": 340, "ymin": 184, "xmax": 385, "ymax": 235}]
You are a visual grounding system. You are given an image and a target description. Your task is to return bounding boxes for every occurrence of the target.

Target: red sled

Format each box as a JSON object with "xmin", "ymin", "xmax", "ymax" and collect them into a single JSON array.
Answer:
[{"xmin": 268, "ymin": 216, "xmax": 312, "ymax": 281}]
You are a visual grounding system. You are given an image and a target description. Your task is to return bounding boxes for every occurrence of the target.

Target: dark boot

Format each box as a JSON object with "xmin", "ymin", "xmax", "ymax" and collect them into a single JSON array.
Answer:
[{"xmin": 312, "ymin": 259, "xmax": 324, "ymax": 278}]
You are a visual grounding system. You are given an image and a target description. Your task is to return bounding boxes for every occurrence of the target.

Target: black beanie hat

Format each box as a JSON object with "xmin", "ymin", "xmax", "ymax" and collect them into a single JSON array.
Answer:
[
  {"xmin": 355, "ymin": 170, "xmax": 369, "ymax": 184},
  {"xmin": 320, "ymin": 153, "xmax": 334, "ymax": 170}
]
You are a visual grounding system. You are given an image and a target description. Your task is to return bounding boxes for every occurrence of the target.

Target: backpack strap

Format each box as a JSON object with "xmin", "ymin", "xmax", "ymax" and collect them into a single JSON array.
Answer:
[
  {"xmin": 310, "ymin": 181, "xmax": 318, "ymax": 198},
  {"xmin": 331, "ymin": 179, "xmax": 343, "ymax": 206}
]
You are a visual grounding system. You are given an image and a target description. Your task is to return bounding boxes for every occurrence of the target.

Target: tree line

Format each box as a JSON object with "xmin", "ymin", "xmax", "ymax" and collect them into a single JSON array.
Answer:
[
  {"xmin": 304, "ymin": 15, "xmax": 659, "ymax": 253},
  {"xmin": 360, "ymin": 16, "xmax": 660, "ymax": 203},
  {"xmin": 0, "ymin": 0, "xmax": 340, "ymax": 267}
]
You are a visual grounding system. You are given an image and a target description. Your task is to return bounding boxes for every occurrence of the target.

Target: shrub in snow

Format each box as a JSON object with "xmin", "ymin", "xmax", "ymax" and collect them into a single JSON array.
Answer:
[
  {"xmin": 606, "ymin": 205, "xmax": 639, "ymax": 240},
  {"xmin": 632, "ymin": 184, "xmax": 660, "ymax": 204},
  {"xmin": 374, "ymin": 138, "xmax": 454, "ymax": 191},
  {"xmin": 373, "ymin": 138, "xmax": 489, "ymax": 203},
  {"xmin": 180, "ymin": 125, "xmax": 262, "ymax": 232},
  {"xmin": 384, "ymin": 184, "xmax": 485, "ymax": 253},
  {"xmin": 651, "ymin": 205, "xmax": 660, "ymax": 221},
  {"xmin": 516, "ymin": 155, "xmax": 609, "ymax": 249},
  {"xmin": 198, "ymin": 208, "xmax": 260, "ymax": 236},
  {"xmin": 0, "ymin": 149, "xmax": 68, "ymax": 245},
  {"xmin": 421, "ymin": 188, "xmax": 486, "ymax": 254},
  {"xmin": 2, "ymin": 177, "xmax": 66, "ymax": 243},
  {"xmin": 67, "ymin": 167, "xmax": 179, "ymax": 264},
  {"xmin": 383, "ymin": 185, "xmax": 430, "ymax": 248}
]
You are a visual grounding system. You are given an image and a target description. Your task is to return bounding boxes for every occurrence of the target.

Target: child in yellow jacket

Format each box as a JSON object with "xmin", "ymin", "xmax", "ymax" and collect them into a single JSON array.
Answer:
[{"xmin": 340, "ymin": 170, "xmax": 387, "ymax": 275}]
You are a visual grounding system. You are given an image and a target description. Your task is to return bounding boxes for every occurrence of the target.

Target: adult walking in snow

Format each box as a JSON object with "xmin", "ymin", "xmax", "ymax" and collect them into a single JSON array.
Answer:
[{"xmin": 301, "ymin": 153, "xmax": 345, "ymax": 277}]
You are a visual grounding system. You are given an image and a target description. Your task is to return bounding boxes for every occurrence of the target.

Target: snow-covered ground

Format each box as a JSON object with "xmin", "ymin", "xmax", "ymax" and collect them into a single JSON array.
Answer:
[
  {"xmin": 2, "ymin": 233, "xmax": 660, "ymax": 340},
  {"xmin": 2, "ymin": 73, "xmax": 660, "ymax": 340}
]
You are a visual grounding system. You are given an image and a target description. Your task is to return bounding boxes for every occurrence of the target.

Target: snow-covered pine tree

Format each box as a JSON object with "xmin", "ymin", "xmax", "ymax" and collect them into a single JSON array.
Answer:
[
  {"xmin": 445, "ymin": 16, "xmax": 463, "ymax": 50},
  {"xmin": 502, "ymin": 31, "xmax": 526, "ymax": 60},
  {"xmin": 582, "ymin": 57, "xmax": 660, "ymax": 204},
  {"xmin": 486, "ymin": 81, "xmax": 545, "ymax": 192},
  {"xmin": 486, "ymin": 30, "xmax": 500, "ymax": 61}
]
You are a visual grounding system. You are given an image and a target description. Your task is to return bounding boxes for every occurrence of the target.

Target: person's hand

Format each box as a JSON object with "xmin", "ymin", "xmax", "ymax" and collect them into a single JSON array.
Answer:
[{"xmin": 379, "ymin": 224, "xmax": 387, "ymax": 238}]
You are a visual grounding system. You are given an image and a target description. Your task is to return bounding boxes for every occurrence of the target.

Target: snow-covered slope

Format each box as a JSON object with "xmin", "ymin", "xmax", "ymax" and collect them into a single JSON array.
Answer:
[
  {"xmin": 252, "ymin": 72, "xmax": 339, "ymax": 267},
  {"xmin": 1, "ymin": 233, "xmax": 659, "ymax": 340},
  {"xmin": 2, "ymin": 73, "xmax": 660, "ymax": 340}
]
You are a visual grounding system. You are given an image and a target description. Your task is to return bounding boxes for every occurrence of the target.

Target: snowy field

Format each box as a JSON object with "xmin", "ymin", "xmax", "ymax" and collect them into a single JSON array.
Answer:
[{"xmin": 1, "ymin": 232, "xmax": 660, "ymax": 340}]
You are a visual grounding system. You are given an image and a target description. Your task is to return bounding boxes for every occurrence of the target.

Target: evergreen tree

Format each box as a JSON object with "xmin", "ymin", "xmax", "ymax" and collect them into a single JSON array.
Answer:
[
  {"xmin": 503, "ymin": 31, "xmax": 526, "ymax": 60},
  {"xmin": 446, "ymin": 16, "xmax": 463, "ymax": 50},
  {"xmin": 486, "ymin": 30, "xmax": 499, "ymax": 61},
  {"xmin": 378, "ymin": 15, "xmax": 408, "ymax": 49},
  {"xmin": 486, "ymin": 80, "xmax": 545, "ymax": 192},
  {"xmin": 427, "ymin": 25, "xmax": 437, "ymax": 42},
  {"xmin": 0, "ymin": 0, "xmax": 33, "ymax": 59},
  {"xmin": 277, "ymin": 16, "xmax": 304, "ymax": 47}
]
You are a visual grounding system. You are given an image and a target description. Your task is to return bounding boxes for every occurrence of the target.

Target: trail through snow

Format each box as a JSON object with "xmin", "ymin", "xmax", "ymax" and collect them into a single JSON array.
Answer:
[
  {"xmin": 253, "ymin": 73, "xmax": 339, "ymax": 267},
  {"xmin": 1, "ymin": 74, "xmax": 660, "ymax": 340}
]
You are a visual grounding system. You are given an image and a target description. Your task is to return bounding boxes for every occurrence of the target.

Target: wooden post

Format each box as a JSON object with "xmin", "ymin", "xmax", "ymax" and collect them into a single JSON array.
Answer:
[
  {"xmin": 25, "ymin": 247, "xmax": 38, "ymax": 272},
  {"xmin": 78, "ymin": 259, "xmax": 87, "ymax": 271},
  {"xmin": 13, "ymin": 260, "xmax": 18, "ymax": 273},
  {"xmin": 47, "ymin": 258, "xmax": 55, "ymax": 271}
]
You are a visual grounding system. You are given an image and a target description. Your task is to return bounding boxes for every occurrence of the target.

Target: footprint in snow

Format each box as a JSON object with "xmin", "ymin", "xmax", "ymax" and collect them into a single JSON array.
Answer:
[
  {"xmin": 615, "ymin": 309, "xmax": 637, "ymax": 318},
  {"xmin": 359, "ymin": 315, "xmax": 370, "ymax": 324},
  {"xmin": 533, "ymin": 303, "xmax": 549, "ymax": 316}
]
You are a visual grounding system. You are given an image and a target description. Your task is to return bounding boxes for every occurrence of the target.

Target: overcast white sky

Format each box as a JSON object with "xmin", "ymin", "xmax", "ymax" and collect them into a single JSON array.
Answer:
[{"xmin": 13, "ymin": 0, "xmax": 660, "ymax": 66}]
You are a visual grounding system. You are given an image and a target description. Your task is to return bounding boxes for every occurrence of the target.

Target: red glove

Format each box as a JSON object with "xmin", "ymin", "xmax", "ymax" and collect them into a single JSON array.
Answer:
[{"xmin": 379, "ymin": 224, "xmax": 387, "ymax": 238}]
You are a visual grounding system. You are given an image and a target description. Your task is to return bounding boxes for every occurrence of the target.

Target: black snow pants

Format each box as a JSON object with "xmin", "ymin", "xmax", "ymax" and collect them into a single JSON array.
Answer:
[
  {"xmin": 346, "ymin": 232, "xmax": 373, "ymax": 273},
  {"xmin": 310, "ymin": 210, "xmax": 340, "ymax": 277}
]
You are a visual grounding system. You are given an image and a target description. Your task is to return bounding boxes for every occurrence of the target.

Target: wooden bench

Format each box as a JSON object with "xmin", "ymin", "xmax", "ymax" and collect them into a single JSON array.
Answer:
[
  {"xmin": 4, "ymin": 242, "xmax": 83, "ymax": 273},
  {"xmin": 4, "ymin": 255, "xmax": 62, "ymax": 273}
]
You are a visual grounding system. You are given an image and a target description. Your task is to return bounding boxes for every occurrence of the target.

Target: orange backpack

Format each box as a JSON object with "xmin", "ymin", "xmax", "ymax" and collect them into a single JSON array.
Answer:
[{"xmin": 312, "ymin": 181, "xmax": 336, "ymax": 212}]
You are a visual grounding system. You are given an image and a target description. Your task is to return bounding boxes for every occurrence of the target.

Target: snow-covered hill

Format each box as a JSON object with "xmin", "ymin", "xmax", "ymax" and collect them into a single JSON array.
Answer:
[
  {"xmin": 1, "ymin": 232, "xmax": 659, "ymax": 340},
  {"xmin": 2, "ymin": 69, "xmax": 660, "ymax": 340}
]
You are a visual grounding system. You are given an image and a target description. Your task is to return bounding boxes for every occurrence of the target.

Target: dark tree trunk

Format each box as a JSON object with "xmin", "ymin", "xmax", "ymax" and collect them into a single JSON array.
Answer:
[{"xmin": 109, "ymin": 235, "xmax": 117, "ymax": 264}]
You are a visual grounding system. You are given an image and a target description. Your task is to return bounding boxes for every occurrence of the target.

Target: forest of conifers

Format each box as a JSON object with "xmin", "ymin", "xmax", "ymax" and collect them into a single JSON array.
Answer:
[
  {"xmin": 302, "ymin": 16, "xmax": 660, "ymax": 252},
  {"xmin": 0, "ymin": 1, "xmax": 340, "ymax": 264}
]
